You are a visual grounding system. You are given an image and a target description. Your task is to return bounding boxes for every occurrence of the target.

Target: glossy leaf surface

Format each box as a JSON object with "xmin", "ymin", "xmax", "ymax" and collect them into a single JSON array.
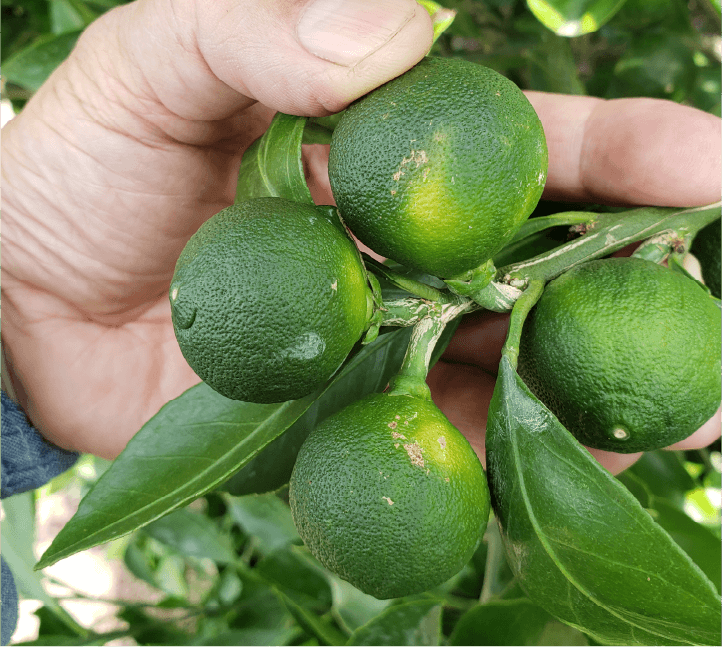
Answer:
[
  {"xmin": 526, "ymin": 0, "xmax": 626, "ymax": 36},
  {"xmin": 486, "ymin": 355, "xmax": 722, "ymax": 646},
  {"xmin": 2, "ymin": 30, "xmax": 81, "ymax": 91},
  {"xmin": 449, "ymin": 598, "xmax": 552, "ymax": 646},
  {"xmin": 235, "ymin": 112, "xmax": 313, "ymax": 205},
  {"xmin": 221, "ymin": 327, "xmax": 413, "ymax": 495},
  {"xmin": 35, "ymin": 388, "xmax": 315, "ymax": 570},
  {"xmin": 346, "ymin": 599, "xmax": 441, "ymax": 646}
]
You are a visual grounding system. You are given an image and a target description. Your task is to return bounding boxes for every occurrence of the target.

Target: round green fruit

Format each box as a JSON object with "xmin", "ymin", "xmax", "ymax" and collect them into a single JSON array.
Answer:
[
  {"xmin": 328, "ymin": 56, "xmax": 548, "ymax": 279},
  {"xmin": 170, "ymin": 198, "xmax": 373, "ymax": 403},
  {"xmin": 518, "ymin": 257, "xmax": 722, "ymax": 453},
  {"xmin": 289, "ymin": 392, "xmax": 490, "ymax": 599}
]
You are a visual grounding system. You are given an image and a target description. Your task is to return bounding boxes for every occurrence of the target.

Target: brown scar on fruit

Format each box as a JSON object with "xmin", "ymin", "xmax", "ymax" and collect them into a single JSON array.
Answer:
[
  {"xmin": 403, "ymin": 442, "xmax": 424, "ymax": 468},
  {"xmin": 382, "ymin": 496, "xmax": 394, "ymax": 505},
  {"xmin": 388, "ymin": 421, "xmax": 398, "ymax": 429},
  {"xmin": 393, "ymin": 150, "xmax": 429, "ymax": 181},
  {"xmin": 392, "ymin": 431, "xmax": 406, "ymax": 440},
  {"xmin": 438, "ymin": 436, "xmax": 446, "ymax": 449}
]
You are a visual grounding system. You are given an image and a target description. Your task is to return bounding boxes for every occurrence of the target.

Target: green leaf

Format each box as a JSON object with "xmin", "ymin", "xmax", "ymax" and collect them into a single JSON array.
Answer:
[
  {"xmin": 256, "ymin": 546, "xmax": 333, "ymax": 611},
  {"xmin": 528, "ymin": 30, "xmax": 586, "ymax": 94},
  {"xmin": 610, "ymin": 33, "xmax": 696, "ymax": 102},
  {"xmin": 217, "ymin": 577, "xmax": 299, "ymax": 646},
  {"xmin": 486, "ymin": 355, "xmax": 722, "ymax": 645},
  {"xmin": 652, "ymin": 499, "xmax": 721, "ymax": 593},
  {"xmin": 526, "ymin": 0, "xmax": 627, "ymax": 36},
  {"xmin": 225, "ymin": 492, "xmax": 300, "ymax": 555},
  {"xmin": 2, "ymin": 29, "xmax": 81, "ymax": 91},
  {"xmin": 35, "ymin": 386, "xmax": 315, "ymax": 570},
  {"xmin": 537, "ymin": 621, "xmax": 590, "ymax": 645},
  {"xmin": 219, "ymin": 327, "xmax": 413, "ymax": 495},
  {"xmin": 0, "ymin": 493, "xmax": 87, "ymax": 637},
  {"xmin": 346, "ymin": 599, "xmax": 442, "ymax": 646},
  {"xmin": 326, "ymin": 574, "xmax": 391, "ymax": 635},
  {"xmin": 235, "ymin": 112, "xmax": 313, "ymax": 205},
  {"xmin": 141, "ymin": 508, "xmax": 236, "ymax": 564},
  {"xmin": 275, "ymin": 586, "xmax": 347, "ymax": 646},
  {"xmin": 626, "ymin": 450, "xmax": 697, "ymax": 508},
  {"xmin": 49, "ymin": 0, "xmax": 97, "ymax": 33},
  {"xmin": 449, "ymin": 598, "xmax": 552, "ymax": 646},
  {"xmin": 1, "ymin": 0, "xmax": 52, "ymax": 63}
]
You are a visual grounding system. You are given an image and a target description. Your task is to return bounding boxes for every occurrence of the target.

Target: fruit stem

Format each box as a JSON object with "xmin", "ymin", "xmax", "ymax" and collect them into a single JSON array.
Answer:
[
  {"xmin": 499, "ymin": 202, "xmax": 722, "ymax": 287},
  {"xmin": 362, "ymin": 254, "xmax": 455, "ymax": 304},
  {"xmin": 501, "ymin": 280, "xmax": 544, "ymax": 370},
  {"xmin": 380, "ymin": 298, "xmax": 438, "ymax": 327},
  {"xmin": 388, "ymin": 300, "xmax": 474, "ymax": 399}
]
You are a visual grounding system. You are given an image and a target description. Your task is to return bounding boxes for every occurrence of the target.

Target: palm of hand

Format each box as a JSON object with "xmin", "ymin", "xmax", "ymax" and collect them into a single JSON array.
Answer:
[{"xmin": 3, "ymin": 96, "xmax": 277, "ymax": 458}]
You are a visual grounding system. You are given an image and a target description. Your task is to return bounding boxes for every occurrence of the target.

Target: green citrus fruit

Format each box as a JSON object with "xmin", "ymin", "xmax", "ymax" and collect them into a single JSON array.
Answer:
[
  {"xmin": 288, "ymin": 392, "xmax": 490, "ymax": 599},
  {"xmin": 691, "ymin": 218, "xmax": 721, "ymax": 299},
  {"xmin": 170, "ymin": 198, "xmax": 373, "ymax": 403},
  {"xmin": 518, "ymin": 257, "xmax": 722, "ymax": 453},
  {"xmin": 327, "ymin": 56, "xmax": 548, "ymax": 279}
]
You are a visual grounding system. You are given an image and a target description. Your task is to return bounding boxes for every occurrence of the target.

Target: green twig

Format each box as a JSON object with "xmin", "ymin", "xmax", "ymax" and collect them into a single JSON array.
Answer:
[
  {"xmin": 387, "ymin": 301, "xmax": 474, "ymax": 399},
  {"xmin": 362, "ymin": 254, "xmax": 453, "ymax": 303},
  {"xmin": 499, "ymin": 203, "xmax": 721, "ymax": 286},
  {"xmin": 501, "ymin": 280, "xmax": 544, "ymax": 370}
]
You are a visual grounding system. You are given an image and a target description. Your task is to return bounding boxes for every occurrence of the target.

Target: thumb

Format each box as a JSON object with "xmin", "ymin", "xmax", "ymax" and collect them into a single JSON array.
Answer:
[{"xmin": 116, "ymin": 0, "xmax": 434, "ymax": 119}]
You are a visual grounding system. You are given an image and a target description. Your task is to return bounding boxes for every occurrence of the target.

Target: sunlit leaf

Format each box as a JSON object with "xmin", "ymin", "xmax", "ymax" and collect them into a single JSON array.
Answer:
[
  {"xmin": 235, "ymin": 112, "xmax": 313, "ymax": 205},
  {"xmin": 527, "ymin": 0, "xmax": 627, "ymax": 36},
  {"xmin": 486, "ymin": 355, "xmax": 722, "ymax": 645}
]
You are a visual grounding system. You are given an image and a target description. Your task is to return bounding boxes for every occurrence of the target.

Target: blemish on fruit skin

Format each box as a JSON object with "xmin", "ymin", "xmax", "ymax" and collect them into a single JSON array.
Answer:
[
  {"xmin": 171, "ymin": 287, "xmax": 179, "ymax": 301},
  {"xmin": 393, "ymin": 150, "xmax": 429, "ymax": 182},
  {"xmin": 382, "ymin": 496, "xmax": 394, "ymax": 505},
  {"xmin": 612, "ymin": 428, "xmax": 630, "ymax": 440},
  {"xmin": 331, "ymin": 280, "xmax": 338, "ymax": 291},
  {"xmin": 391, "ymin": 431, "xmax": 406, "ymax": 440},
  {"xmin": 404, "ymin": 442, "xmax": 424, "ymax": 468},
  {"xmin": 438, "ymin": 436, "xmax": 446, "ymax": 449},
  {"xmin": 280, "ymin": 332, "xmax": 325, "ymax": 360},
  {"xmin": 388, "ymin": 421, "xmax": 398, "ymax": 429}
]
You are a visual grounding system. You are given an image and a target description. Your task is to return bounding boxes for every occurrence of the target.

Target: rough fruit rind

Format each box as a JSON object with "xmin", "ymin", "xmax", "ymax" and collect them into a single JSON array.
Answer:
[
  {"xmin": 518, "ymin": 257, "xmax": 722, "ymax": 453},
  {"xmin": 170, "ymin": 198, "xmax": 372, "ymax": 403},
  {"xmin": 328, "ymin": 56, "xmax": 548, "ymax": 278},
  {"xmin": 289, "ymin": 392, "xmax": 490, "ymax": 599}
]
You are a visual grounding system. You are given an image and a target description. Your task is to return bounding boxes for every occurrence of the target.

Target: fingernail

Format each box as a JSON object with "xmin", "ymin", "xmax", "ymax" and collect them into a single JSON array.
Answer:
[{"xmin": 297, "ymin": 0, "xmax": 417, "ymax": 66}]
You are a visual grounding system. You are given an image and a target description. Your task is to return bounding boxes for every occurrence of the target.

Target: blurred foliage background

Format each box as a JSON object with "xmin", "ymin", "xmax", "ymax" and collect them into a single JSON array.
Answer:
[
  {"xmin": 1, "ymin": 1, "xmax": 720, "ymax": 645},
  {"xmin": 2, "ymin": 0, "xmax": 721, "ymax": 113}
]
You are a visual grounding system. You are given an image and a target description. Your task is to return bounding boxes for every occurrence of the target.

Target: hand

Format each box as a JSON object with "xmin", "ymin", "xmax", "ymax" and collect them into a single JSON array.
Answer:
[
  {"xmin": 426, "ymin": 93, "xmax": 722, "ymax": 473},
  {"xmin": 2, "ymin": 0, "xmax": 719, "ymax": 475}
]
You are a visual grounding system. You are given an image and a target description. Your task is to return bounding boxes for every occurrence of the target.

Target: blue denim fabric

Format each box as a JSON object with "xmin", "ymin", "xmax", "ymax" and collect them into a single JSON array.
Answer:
[
  {"xmin": 1, "ymin": 558, "xmax": 17, "ymax": 646},
  {"xmin": 1, "ymin": 391, "xmax": 79, "ymax": 644}
]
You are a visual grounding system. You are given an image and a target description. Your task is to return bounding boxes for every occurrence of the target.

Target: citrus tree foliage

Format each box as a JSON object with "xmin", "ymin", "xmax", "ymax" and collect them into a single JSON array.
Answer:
[{"xmin": 2, "ymin": 1, "xmax": 721, "ymax": 645}]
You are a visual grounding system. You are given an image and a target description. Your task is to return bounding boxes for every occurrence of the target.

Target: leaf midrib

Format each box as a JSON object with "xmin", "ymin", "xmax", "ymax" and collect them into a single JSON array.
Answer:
[{"xmin": 505, "ymin": 368, "xmax": 698, "ymax": 646}]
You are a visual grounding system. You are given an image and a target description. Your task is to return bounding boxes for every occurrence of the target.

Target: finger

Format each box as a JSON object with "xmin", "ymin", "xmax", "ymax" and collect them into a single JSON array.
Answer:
[
  {"xmin": 440, "ymin": 310, "xmax": 509, "ymax": 374},
  {"xmin": 427, "ymin": 361, "xmax": 494, "ymax": 467},
  {"xmin": 120, "ymin": 0, "xmax": 434, "ymax": 120},
  {"xmin": 525, "ymin": 92, "xmax": 722, "ymax": 206},
  {"xmin": 664, "ymin": 406, "xmax": 721, "ymax": 451},
  {"xmin": 427, "ymin": 360, "xmax": 642, "ymax": 476}
]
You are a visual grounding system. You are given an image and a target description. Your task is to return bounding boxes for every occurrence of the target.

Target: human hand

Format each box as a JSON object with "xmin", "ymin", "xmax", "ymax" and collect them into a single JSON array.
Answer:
[
  {"xmin": 2, "ymin": 0, "xmax": 719, "ymax": 475},
  {"xmin": 1, "ymin": 0, "xmax": 434, "ymax": 458},
  {"xmin": 305, "ymin": 91, "xmax": 722, "ymax": 474},
  {"xmin": 425, "ymin": 93, "xmax": 722, "ymax": 474}
]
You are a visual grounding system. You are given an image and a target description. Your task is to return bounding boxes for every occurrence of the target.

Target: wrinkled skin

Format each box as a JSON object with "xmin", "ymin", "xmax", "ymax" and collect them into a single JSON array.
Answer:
[{"xmin": 2, "ymin": 0, "xmax": 720, "ymax": 471}]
